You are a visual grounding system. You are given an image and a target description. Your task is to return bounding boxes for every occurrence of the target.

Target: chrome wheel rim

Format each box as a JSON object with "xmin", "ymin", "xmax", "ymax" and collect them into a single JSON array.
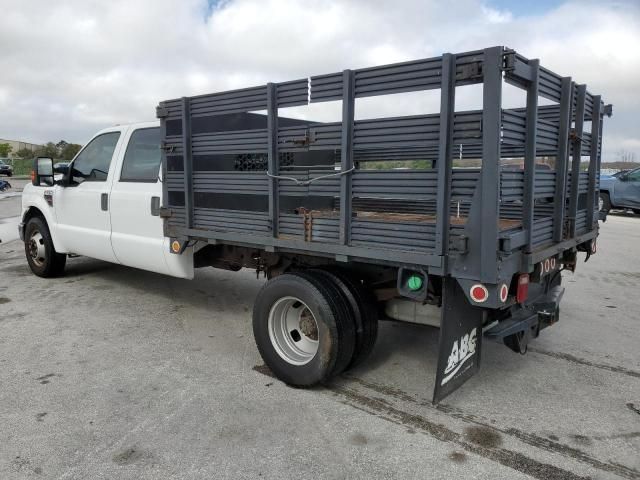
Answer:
[
  {"xmin": 28, "ymin": 230, "xmax": 46, "ymax": 267},
  {"xmin": 268, "ymin": 296, "xmax": 319, "ymax": 365},
  {"xmin": 598, "ymin": 196, "xmax": 604, "ymax": 211}
]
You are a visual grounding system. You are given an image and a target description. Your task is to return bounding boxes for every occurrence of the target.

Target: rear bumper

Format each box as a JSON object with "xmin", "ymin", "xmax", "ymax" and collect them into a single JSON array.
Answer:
[{"xmin": 484, "ymin": 285, "xmax": 565, "ymax": 349}]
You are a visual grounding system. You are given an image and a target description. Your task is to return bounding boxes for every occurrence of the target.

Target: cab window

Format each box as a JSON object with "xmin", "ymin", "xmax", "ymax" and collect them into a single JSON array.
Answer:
[
  {"xmin": 120, "ymin": 128, "xmax": 161, "ymax": 182},
  {"xmin": 71, "ymin": 132, "xmax": 120, "ymax": 183}
]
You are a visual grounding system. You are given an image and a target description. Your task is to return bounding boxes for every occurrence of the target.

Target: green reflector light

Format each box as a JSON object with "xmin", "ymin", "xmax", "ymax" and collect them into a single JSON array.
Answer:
[{"xmin": 407, "ymin": 275, "xmax": 423, "ymax": 291}]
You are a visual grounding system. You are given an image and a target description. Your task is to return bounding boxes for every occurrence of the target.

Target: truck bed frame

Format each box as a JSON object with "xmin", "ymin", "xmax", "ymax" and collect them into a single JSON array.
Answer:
[{"xmin": 157, "ymin": 46, "xmax": 611, "ymax": 401}]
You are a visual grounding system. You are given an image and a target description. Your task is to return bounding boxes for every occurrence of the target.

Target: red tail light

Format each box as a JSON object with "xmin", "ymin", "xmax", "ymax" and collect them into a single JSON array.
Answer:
[
  {"xmin": 470, "ymin": 284, "xmax": 489, "ymax": 303},
  {"xmin": 516, "ymin": 274, "xmax": 529, "ymax": 304}
]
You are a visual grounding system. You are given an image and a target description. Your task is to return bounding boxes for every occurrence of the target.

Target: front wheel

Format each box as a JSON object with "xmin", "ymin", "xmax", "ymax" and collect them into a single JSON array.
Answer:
[
  {"xmin": 599, "ymin": 192, "xmax": 611, "ymax": 213},
  {"xmin": 24, "ymin": 217, "xmax": 66, "ymax": 277}
]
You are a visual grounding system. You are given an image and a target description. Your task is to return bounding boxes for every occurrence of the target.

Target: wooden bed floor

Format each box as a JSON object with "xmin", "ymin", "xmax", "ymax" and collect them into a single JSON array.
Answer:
[{"xmin": 302, "ymin": 209, "xmax": 522, "ymax": 230}]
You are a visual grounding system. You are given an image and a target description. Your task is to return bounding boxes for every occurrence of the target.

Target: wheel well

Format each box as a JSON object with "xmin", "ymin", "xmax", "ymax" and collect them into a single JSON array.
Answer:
[
  {"xmin": 21, "ymin": 207, "xmax": 46, "ymax": 236},
  {"xmin": 599, "ymin": 190, "xmax": 612, "ymax": 204}
]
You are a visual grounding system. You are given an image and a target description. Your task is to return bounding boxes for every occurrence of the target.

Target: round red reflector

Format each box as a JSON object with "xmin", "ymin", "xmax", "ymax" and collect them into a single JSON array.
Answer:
[
  {"xmin": 470, "ymin": 284, "xmax": 489, "ymax": 303},
  {"xmin": 171, "ymin": 240, "xmax": 181, "ymax": 253},
  {"xmin": 499, "ymin": 284, "xmax": 509, "ymax": 303}
]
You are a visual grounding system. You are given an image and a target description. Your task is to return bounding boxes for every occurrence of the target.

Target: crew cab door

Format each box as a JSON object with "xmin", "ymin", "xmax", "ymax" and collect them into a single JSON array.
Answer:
[
  {"xmin": 616, "ymin": 168, "xmax": 640, "ymax": 208},
  {"xmin": 54, "ymin": 128, "xmax": 125, "ymax": 261},
  {"xmin": 109, "ymin": 125, "xmax": 170, "ymax": 275}
]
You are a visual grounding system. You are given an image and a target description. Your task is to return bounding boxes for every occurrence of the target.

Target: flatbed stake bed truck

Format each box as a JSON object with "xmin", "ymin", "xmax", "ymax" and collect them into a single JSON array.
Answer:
[{"xmin": 20, "ymin": 46, "xmax": 612, "ymax": 402}]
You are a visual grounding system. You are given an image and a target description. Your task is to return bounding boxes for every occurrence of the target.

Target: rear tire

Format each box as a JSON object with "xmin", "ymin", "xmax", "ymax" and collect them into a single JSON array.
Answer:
[
  {"xmin": 306, "ymin": 269, "xmax": 361, "ymax": 373},
  {"xmin": 599, "ymin": 192, "xmax": 611, "ymax": 213},
  {"xmin": 24, "ymin": 217, "xmax": 66, "ymax": 278},
  {"xmin": 252, "ymin": 272, "xmax": 354, "ymax": 386},
  {"xmin": 318, "ymin": 268, "xmax": 379, "ymax": 369},
  {"xmin": 295, "ymin": 270, "xmax": 355, "ymax": 376}
]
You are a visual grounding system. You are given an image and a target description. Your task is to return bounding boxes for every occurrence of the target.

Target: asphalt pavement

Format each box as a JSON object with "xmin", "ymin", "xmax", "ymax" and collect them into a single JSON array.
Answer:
[{"xmin": 0, "ymin": 185, "xmax": 639, "ymax": 479}]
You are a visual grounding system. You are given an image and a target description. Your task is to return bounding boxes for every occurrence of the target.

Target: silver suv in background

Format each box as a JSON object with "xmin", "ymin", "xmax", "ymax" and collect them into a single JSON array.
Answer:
[{"xmin": 600, "ymin": 167, "xmax": 640, "ymax": 214}]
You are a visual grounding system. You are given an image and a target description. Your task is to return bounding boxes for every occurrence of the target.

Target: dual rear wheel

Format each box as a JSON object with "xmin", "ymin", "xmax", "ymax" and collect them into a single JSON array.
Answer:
[{"xmin": 252, "ymin": 269, "xmax": 378, "ymax": 386}]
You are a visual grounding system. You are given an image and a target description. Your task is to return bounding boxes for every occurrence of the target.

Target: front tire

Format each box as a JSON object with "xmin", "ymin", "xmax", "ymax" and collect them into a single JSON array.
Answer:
[
  {"xmin": 24, "ymin": 217, "xmax": 66, "ymax": 277},
  {"xmin": 599, "ymin": 192, "xmax": 611, "ymax": 213}
]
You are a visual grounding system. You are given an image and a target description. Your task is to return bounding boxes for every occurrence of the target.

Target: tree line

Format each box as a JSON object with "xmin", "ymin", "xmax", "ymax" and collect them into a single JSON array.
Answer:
[{"xmin": 0, "ymin": 140, "xmax": 83, "ymax": 161}]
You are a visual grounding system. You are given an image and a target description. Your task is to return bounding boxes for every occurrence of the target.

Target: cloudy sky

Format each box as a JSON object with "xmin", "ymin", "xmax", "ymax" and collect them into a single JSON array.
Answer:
[{"xmin": 1, "ymin": 0, "xmax": 638, "ymax": 161}]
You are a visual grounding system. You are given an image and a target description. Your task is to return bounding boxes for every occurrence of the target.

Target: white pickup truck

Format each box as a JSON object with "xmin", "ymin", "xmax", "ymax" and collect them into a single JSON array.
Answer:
[{"xmin": 20, "ymin": 122, "xmax": 193, "ymax": 279}]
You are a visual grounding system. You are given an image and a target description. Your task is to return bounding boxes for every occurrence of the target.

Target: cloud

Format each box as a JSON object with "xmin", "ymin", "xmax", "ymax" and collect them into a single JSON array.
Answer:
[{"xmin": 0, "ymin": 0, "xmax": 638, "ymax": 162}]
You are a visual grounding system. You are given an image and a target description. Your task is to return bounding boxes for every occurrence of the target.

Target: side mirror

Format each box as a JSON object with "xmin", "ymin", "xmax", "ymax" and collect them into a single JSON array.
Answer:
[
  {"xmin": 32, "ymin": 157, "xmax": 54, "ymax": 187},
  {"xmin": 619, "ymin": 173, "xmax": 629, "ymax": 182}
]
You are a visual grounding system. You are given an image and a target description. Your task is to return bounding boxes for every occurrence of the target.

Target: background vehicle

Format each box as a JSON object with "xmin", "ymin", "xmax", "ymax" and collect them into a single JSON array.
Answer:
[
  {"xmin": 53, "ymin": 161, "xmax": 70, "ymax": 181},
  {"xmin": 599, "ymin": 167, "xmax": 640, "ymax": 214},
  {"xmin": 20, "ymin": 47, "xmax": 612, "ymax": 402},
  {"xmin": 53, "ymin": 161, "xmax": 70, "ymax": 171},
  {"xmin": 0, "ymin": 159, "xmax": 13, "ymax": 176}
]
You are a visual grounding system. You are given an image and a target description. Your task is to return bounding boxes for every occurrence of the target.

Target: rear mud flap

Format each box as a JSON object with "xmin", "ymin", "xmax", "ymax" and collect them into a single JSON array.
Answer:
[{"xmin": 433, "ymin": 277, "xmax": 485, "ymax": 403}]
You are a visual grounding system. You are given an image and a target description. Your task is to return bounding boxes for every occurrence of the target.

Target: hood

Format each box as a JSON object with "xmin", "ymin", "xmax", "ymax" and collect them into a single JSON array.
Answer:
[{"xmin": 599, "ymin": 176, "xmax": 616, "ymax": 189}]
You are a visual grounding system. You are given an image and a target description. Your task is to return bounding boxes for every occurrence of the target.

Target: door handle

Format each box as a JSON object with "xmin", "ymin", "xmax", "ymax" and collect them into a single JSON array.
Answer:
[
  {"xmin": 101, "ymin": 193, "xmax": 108, "ymax": 211},
  {"xmin": 150, "ymin": 196, "xmax": 160, "ymax": 216}
]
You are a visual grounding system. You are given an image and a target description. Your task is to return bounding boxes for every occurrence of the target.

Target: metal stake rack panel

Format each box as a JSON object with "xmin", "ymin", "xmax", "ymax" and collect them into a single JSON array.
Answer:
[{"xmin": 157, "ymin": 46, "xmax": 610, "ymax": 283}]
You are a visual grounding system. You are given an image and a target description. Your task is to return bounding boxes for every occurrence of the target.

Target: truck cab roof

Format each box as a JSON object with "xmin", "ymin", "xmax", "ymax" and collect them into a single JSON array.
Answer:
[{"xmin": 94, "ymin": 121, "xmax": 160, "ymax": 136}]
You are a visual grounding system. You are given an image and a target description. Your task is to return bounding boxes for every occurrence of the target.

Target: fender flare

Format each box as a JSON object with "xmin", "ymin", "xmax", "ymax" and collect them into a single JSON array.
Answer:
[{"xmin": 21, "ymin": 201, "xmax": 67, "ymax": 253}]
